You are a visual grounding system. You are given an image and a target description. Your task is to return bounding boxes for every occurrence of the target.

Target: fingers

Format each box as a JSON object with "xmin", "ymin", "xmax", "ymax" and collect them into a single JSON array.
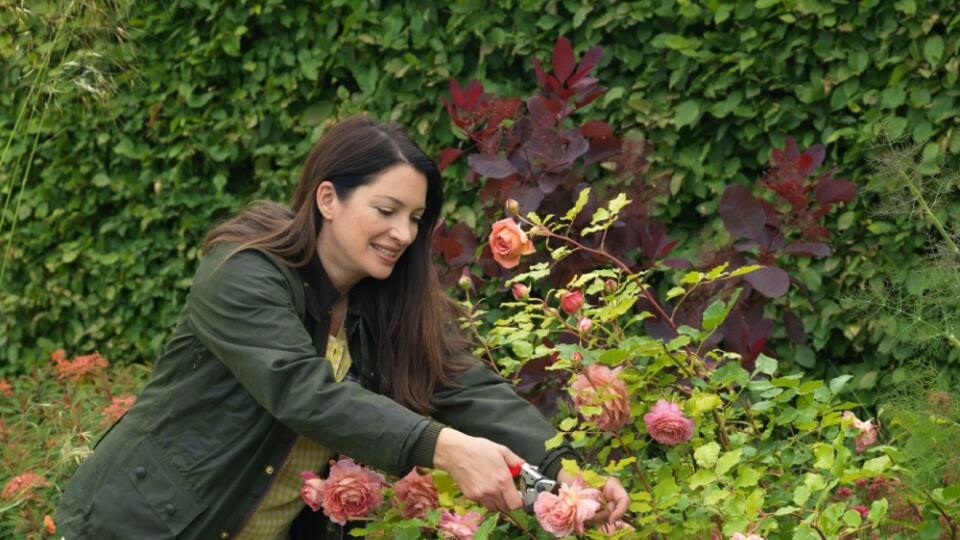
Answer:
[
  {"xmin": 603, "ymin": 478, "xmax": 629, "ymax": 523},
  {"xmin": 498, "ymin": 444, "xmax": 525, "ymax": 468}
]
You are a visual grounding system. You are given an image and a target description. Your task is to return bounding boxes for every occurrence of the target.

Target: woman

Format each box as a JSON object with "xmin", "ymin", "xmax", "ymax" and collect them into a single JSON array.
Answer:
[{"xmin": 55, "ymin": 115, "xmax": 627, "ymax": 539}]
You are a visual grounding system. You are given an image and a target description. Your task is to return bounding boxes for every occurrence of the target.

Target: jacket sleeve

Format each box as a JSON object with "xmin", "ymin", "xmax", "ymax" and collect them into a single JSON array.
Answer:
[
  {"xmin": 430, "ymin": 357, "xmax": 581, "ymax": 480},
  {"xmin": 186, "ymin": 248, "xmax": 431, "ymax": 476}
]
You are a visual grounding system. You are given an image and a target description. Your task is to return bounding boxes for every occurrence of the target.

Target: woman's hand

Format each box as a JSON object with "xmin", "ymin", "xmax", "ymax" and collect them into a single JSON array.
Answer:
[
  {"xmin": 556, "ymin": 470, "xmax": 630, "ymax": 528},
  {"xmin": 433, "ymin": 427, "xmax": 525, "ymax": 514}
]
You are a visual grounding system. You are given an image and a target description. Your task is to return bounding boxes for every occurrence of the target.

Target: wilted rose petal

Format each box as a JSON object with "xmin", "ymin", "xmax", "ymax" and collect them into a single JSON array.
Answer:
[
  {"xmin": 643, "ymin": 400, "xmax": 695, "ymax": 445},
  {"xmin": 392, "ymin": 467, "xmax": 439, "ymax": 519},
  {"xmin": 843, "ymin": 411, "xmax": 878, "ymax": 453},
  {"xmin": 438, "ymin": 510, "xmax": 484, "ymax": 540},
  {"xmin": 570, "ymin": 365, "xmax": 631, "ymax": 432},
  {"xmin": 43, "ymin": 514, "xmax": 56, "ymax": 534},
  {"xmin": 534, "ymin": 477, "xmax": 601, "ymax": 537},
  {"xmin": 489, "ymin": 219, "xmax": 535, "ymax": 269}
]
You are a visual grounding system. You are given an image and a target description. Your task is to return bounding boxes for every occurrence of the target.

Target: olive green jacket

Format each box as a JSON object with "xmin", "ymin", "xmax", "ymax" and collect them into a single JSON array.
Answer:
[{"xmin": 56, "ymin": 245, "xmax": 576, "ymax": 539}]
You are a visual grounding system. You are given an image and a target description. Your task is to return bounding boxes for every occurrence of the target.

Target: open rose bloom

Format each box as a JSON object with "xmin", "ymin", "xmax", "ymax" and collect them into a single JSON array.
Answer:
[
  {"xmin": 570, "ymin": 364, "xmax": 631, "ymax": 432},
  {"xmin": 438, "ymin": 510, "xmax": 484, "ymax": 540},
  {"xmin": 643, "ymin": 400, "xmax": 695, "ymax": 445},
  {"xmin": 489, "ymin": 218, "xmax": 535, "ymax": 268},
  {"xmin": 534, "ymin": 477, "xmax": 602, "ymax": 537},
  {"xmin": 299, "ymin": 457, "xmax": 386, "ymax": 525},
  {"xmin": 391, "ymin": 467, "xmax": 439, "ymax": 519},
  {"xmin": 730, "ymin": 533, "xmax": 766, "ymax": 540}
]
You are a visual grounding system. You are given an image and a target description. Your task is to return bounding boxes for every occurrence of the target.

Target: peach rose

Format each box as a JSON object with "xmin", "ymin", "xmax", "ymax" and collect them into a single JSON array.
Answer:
[
  {"xmin": 730, "ymin": 534, "xmax": 765, "ymax": 540},
  {"xmin": 489, "ymin": 218, "xmax": 535, "ymax": 269},
  {"xmin": 300, "ymin": 457, "xmax": 386, "ymax": 525},
  {"xmin": 299, "ymin": 470, "xmax": 325, "ymax": 512},
  {"xmin": 534, "ymin": 477, "xmax": 602, "ymax": 537},
  {"xmin": 438, "ymin": 510, "xmax": 484, "ymax": 540},
  {"xmin": 643, "ymin": 400, "xmax": 695, "ymax": 445},
  {"xmin": 392, "ymin": 467, "xmax": 439, "ymax": 519},
  {"xmin": 570, "ymin": 365, "xmax": 632, "ymax": 432}
]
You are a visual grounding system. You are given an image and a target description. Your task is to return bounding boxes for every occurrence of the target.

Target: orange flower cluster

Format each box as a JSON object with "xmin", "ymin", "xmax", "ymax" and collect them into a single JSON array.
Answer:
[
  {"xmin": 43, "ymin": 515, "xmax": 56, "ymax": 535},
  {"xmin": 101, "ymin": 394, "xmax": 137, "ymax": 426},
  {"xmin": 1, "ymin": 471, "xmax": 48, "ymax": 501},
  {"xmin": 52, "ymin": 349, "xmax": 108, "ymax": 381}
]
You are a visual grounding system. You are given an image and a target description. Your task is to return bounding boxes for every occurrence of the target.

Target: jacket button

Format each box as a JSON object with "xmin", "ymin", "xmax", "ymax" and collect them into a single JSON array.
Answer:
[
  {"xmin": 265, "ymin": 465, "xmax": 275, "ymax": 475},
  {"xmin": 134, "ymin": 466, "xmax": 146, "ymax": 479},
  {"xmin": 220, "ymin": 532, "xmax": 229, "ymax": 539},
  {"xmin": 164, "ymin": 504, "xmax": 176, "ymax": 516}
]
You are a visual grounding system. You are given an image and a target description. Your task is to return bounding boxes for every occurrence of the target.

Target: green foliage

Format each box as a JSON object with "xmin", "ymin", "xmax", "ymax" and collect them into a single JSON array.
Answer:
[{"xmin": 1, "ymin": 0, "xmax": 959, "ymax": 390}]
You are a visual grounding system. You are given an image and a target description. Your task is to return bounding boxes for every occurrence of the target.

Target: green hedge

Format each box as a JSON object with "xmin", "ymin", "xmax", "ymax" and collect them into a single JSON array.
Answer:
[{"xmin": 2, "ymin": 0, "xmax": 958, "ymax": 383}]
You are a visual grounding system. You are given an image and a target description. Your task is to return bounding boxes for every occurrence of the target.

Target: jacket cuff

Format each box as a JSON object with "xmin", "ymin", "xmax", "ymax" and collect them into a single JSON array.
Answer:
[
  {"xmin": 408, "ymin": 420, "xmax": 445, "ymax": 470},
  {"xmin": 542, "ymin": 449, "xmax": 581, "ymax": 480}
]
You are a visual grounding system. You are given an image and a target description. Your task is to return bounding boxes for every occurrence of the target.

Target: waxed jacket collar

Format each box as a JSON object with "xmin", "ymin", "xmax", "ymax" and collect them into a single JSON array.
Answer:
[{"xmin": 297, "ymin": 252, "xmax": 368, "ymax": 326}]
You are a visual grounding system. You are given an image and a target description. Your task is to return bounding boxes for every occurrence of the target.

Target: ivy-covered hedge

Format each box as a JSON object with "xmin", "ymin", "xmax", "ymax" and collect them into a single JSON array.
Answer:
[{"xmin": 1, "ymin": 0, "xmax": 958, "ymax": 386}]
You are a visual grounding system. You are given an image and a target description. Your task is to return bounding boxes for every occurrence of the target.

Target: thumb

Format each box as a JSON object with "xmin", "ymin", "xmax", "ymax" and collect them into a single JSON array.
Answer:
[{"xmin": 498, "ymin": 445, "xmax": 525, "ymax": 468}]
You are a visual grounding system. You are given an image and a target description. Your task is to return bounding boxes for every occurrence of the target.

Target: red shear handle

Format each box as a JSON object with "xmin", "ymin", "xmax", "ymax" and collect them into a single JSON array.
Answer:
[{"xmin": 509, "ymin": 462, "xmax": 524, "ymax": 478}]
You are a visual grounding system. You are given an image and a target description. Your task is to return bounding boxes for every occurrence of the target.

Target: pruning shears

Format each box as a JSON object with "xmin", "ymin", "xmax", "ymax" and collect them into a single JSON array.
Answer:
[{"xmin": 509, "ymin": 462, "xmax": 558, "ymax": 512}]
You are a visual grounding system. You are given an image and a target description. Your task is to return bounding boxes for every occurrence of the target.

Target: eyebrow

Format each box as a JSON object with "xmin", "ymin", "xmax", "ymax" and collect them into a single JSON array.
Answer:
[{"xmin": 378, "ymin": 195, "xmax": 425, "ymax": 212}]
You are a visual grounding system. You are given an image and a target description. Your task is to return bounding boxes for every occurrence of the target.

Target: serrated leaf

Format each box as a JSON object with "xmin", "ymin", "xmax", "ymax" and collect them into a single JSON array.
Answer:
[
  {"xmin": 754, "ymin": 353, "xmax": 778, "ymax": 375},
  {"xmin": 666, "ymin": 286, "xmax": 686, "ymax": 300},
  {"xmin": 829, "ymin": 374, "xmax": 853, "ymax": 394},
  {"xmin": 793, "ymin": 484, "xmax": 811, "ymax": 506},
  {"xmin": 868, "ymin": 498, "xmax": 888, "ymax": 525},
  {"xmin": 863, "ymin": 456, "xmax": 891, "ymax": 473},
  {"xmin": 564, "ymin": 187, "xmax": 591, "ymax": 221}
]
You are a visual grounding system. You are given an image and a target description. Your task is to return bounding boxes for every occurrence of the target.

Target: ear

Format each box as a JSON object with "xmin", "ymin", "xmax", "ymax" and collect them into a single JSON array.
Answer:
[{"xmin": 315, "ymin": 181, "xmax": 338, "ymax": 220}]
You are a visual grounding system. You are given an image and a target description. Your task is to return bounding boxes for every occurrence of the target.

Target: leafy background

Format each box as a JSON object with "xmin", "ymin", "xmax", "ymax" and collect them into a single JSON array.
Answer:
[{"xmin": 2, "ymin": 0, "xmax": 958, "ymax": 399}]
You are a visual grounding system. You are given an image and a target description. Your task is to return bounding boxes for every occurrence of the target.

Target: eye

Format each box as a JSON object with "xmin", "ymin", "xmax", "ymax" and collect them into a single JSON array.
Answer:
[
  {"xmin": 410, "ymin": 215, "xmax": 422, "ymax": 225},
  {"xmin": 377, "ymin": 207, "xmax": 394, "ymax": 217}
]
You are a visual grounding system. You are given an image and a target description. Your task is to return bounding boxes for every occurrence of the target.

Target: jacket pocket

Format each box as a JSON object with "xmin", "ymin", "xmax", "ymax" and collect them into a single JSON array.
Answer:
[{"xmin": 122, "ymin": 435, "xmax": 207, "ymax": 536}]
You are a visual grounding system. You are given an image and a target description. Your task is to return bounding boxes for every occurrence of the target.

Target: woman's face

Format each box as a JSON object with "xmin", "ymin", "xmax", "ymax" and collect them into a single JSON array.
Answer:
[{"xmin": 316, "ymin": 163, "xmax": 428, "ymax": 292}]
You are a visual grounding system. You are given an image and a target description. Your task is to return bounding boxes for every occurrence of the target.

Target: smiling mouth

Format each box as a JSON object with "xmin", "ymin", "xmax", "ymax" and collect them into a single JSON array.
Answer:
[{"xmin": 372, "ymin": 244, "xmax": 401, "ymax": 259}]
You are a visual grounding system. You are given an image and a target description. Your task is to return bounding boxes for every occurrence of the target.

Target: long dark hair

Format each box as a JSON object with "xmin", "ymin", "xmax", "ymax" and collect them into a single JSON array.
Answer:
[{"xmin": 203, "ymin": 115, "xmax": 471, "ymax": 413}]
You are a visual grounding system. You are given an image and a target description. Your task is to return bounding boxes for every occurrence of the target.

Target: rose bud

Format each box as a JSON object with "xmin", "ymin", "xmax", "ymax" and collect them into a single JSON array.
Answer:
[
  {"xmin": 604, "ymin": 279, "xmax": 617, "ymax": 293},
  {"xmin": 457, "ymin": 274, "xmax": 472, "ymax": 291},
  {"xmin": 512, "ymin": 283, "xmax": 530, "ymax": 300},
  {"xmin": 572, "ymin": 352, "xmax": 583, "ymax": 363},
  {"xmin": 577, "ymin": 316, "xmax": 593, "ymax": 334},
  {"xmin": 561, "ymin": 290, "xmax": 584, "ymax": 314},
  {"xmin": 505, "ymin": 198, "xmax": 520, "ymax": 215}
]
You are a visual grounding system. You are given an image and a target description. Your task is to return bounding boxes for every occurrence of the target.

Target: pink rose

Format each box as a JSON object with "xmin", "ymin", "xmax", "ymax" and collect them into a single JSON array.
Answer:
[
  {"xmin": 392, "ymin": 467, "xmax": 439, "ymax": 519},
  {"xmin": 561, "ymin": 290, "xmax": 584, "ymax": 314},
  {"xmin": 438, "ymin": 510, "xmax": 484, "ymax": 540},
  {"xmin": 570, "ymin": 365, "xmax": 631, "ymax": 432},
  {"xmin": 643, "ymin": 400, "xmax": 695, "ymax": 445},
  {"xmin": 299, "ymin": 470, "xmax": 325, "ymax": 512},
  {"xmin": 534, "ymin": 477, "xmax": 602, "ymax": 537},
  {"xmin": 843, "ymin": 411, "xmax": 878, "ymax": 453},
  {"xmin": 730, "ymin": 534, "xmax": 765, "ymax": 540},
  {"xmin": 489, "ymin": 219, "xmax": 535, "ymax": 269},
  {"xmin": 299, "ymin": 457, "xmax": 386, "ymax": 525}
]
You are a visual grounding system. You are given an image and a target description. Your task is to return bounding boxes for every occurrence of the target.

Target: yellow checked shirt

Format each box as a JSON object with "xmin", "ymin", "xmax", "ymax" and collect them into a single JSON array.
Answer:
[{"xmin": 235, "ymin": 327, "xmax": 352, "ymax": 540}]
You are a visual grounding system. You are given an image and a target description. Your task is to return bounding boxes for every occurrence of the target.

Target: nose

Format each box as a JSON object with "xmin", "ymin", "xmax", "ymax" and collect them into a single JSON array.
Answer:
[{"xmin": 389, "ymin": 221, "xmax": 415, "ymax": 247}]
